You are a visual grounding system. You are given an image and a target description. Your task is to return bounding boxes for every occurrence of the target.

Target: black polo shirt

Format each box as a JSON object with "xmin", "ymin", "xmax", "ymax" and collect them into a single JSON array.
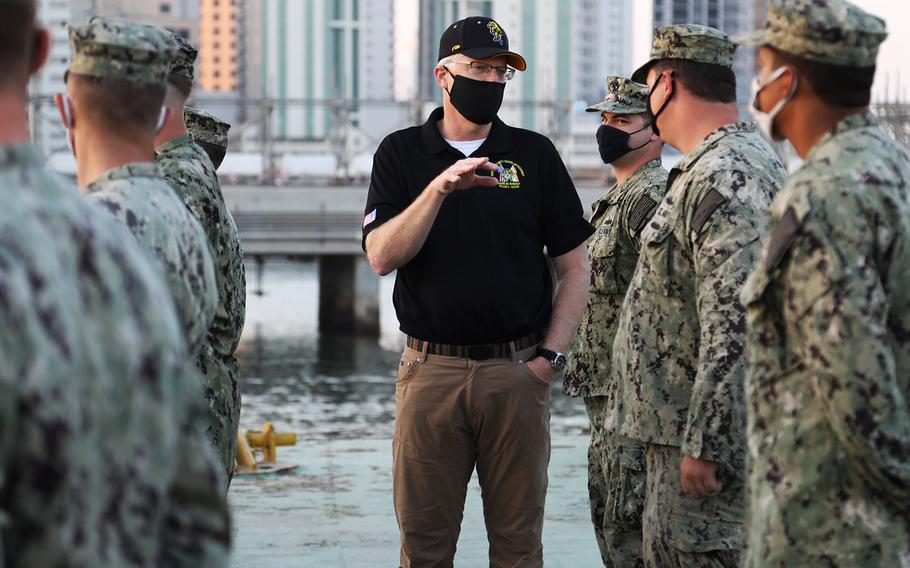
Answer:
[{"xmin": 363, "ymin": 107, "xmax": 593, "ymax": 345}]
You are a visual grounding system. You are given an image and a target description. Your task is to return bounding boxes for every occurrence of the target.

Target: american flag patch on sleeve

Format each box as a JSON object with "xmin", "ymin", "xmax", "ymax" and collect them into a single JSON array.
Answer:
[{"xmin": 363, "ymin": 208, "xmax": 377, "ymax": 227}]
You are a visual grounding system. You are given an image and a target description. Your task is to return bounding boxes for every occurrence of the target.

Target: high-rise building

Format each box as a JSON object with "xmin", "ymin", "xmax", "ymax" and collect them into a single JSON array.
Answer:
[
  {"xmin": 199, "ymin": 0, "xmax": 241, "ymax": 93},
  {"xmin": 29, "ymin": 0, "xmax": 201, "ymax": 160},
  {"xmin": 651, "ymin": 0, "xmax": 758, "ymax": 105},
  {"xmin": 245, "ymin": 0, "xmax": 397, "ymax": 141}
]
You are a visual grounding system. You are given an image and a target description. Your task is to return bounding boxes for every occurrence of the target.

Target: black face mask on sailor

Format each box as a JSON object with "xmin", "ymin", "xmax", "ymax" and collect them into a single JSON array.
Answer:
[
  {"xmin": 595, "ymin": 122, "xmax": 651, "ymax": 164},
  {"xmin": 445, "ymin": 73, "xmax": 505, "ymax": 125}
]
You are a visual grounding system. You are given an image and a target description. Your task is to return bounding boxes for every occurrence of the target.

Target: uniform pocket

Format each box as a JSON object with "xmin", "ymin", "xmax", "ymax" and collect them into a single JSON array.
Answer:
[
  {"xmin": 589, "ymin": 219, "xmax": 621, "ymax": 295},
  {"xmin": 642, "ymin": 220, "xmax": 675, "ymax": 297},
  {"xmin": 606, "ymin": 442, "xmax": 646, "ymax": 529}
]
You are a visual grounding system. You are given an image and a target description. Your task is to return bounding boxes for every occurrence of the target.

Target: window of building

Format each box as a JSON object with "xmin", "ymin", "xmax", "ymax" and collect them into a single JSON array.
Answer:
[{"xmin": 160, "ymin": 2, "xmax": 170, "ymax": 13}]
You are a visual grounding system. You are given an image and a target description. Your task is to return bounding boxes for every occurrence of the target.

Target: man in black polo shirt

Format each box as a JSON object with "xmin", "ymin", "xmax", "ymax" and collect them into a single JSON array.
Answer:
[{"xmin": 363, "ymin": 16, "xmax": 593, "ymax": 567}]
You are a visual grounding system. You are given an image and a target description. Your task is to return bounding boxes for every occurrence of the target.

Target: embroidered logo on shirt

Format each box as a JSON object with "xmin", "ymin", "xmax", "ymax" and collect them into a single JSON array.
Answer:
[
  {"xmin": 492, "ymin": 160, "xmax": 524, "ymax": 189},
  {"xmin": 363, "ymin": 208, "xmax": 377, "ymax": 227}
]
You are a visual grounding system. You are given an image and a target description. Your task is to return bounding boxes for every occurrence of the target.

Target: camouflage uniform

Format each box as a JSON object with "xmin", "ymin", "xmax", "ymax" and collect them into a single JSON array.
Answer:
[
  {"xmin": 737, "ymin": 2, "xmax": 910, "ymax": 565},
  {"xmin": 67, "ymin": 19, "xmax": 218, "ymax": 355},
  {"xmin": 156, "ymin": 30, "xmax": 247, "ymax": 479},
  {"xmin": 185, "ymin": 106, "xmax": 231, "ymax": 170},
  {"xmin": 613, "ymin": 25, "xmax": 786, "ymax": 567},
  {"xmin": 0, "ymin": 140, "xmax": 230, "ymax": 565},
  {"xmin": 565, "ymin": 76, "xmax": 667, "ymax": 567}
]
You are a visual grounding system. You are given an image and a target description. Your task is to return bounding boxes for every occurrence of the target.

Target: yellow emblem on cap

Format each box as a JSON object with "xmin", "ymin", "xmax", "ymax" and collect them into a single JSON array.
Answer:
[
  {"xmin": 452, "ymin": 44, "xmax": 461, "ymax": 52},
  {"xmin": 487, "ymin": 21, "xmax": 505, "ymax": 46}
]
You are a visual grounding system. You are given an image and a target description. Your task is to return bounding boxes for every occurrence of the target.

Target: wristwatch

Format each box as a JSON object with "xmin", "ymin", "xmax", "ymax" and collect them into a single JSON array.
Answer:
[{"xmin": 536, "ymin": 347, "xmax": 567, "ymax": 372}]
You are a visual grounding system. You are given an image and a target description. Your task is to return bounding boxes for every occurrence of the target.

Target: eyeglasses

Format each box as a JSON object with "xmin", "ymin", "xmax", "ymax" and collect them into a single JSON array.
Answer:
[{"xmin": 445, "ymin": 60, "xmax": 516, "ymax": 82}]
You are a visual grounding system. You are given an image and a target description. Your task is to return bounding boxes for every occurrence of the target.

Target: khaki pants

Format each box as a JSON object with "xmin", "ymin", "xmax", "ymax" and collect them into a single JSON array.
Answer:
[{"xmin": 393, "ymin": 343, "xmax": 551, "ymax": 568}]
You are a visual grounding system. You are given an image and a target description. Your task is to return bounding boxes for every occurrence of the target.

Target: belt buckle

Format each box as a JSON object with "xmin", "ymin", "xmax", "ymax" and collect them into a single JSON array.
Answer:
[{"xmin": 465, "ymin": 345, "xmax": 491, "ymax": 360}]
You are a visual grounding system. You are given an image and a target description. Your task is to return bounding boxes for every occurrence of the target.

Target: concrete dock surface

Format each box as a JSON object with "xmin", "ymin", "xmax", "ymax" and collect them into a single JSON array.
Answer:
[{"xmin": 229, "ymin": 434, "xmax": 602, "ymax": 567}]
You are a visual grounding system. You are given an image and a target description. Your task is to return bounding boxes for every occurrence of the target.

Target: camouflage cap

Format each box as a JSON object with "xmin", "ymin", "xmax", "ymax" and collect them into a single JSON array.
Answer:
[
  {"xmin": 632, "ymin": 24, "xmax": 736, "ymax": 83},
  {"xmin": 185, "ymin": 107, "xmax": 230, "ymax": 149},
  {"xmin": 586, "ymin": 76, "xmax": 649, "ymax": 114},
  {"xmin": 68, "ymin": 17, "xmax": 174, "ymax": 85},
  {"xmin": 164, "ymin": 30, "xmax": 197, "ymax": 80},
  {"xmin": 735, "ymin": 0, "xmax": 886, "ymax": 68}
]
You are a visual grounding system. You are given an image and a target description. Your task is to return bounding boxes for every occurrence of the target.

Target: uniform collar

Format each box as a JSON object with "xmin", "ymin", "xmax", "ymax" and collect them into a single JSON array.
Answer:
[
  {"xmin": 805, "ymin": 112, "xmax": 878, "ymax": 164},
  {"xmin": 673, "ymin": 122, "xmax": 756, "ymax": 173},
  {"xmin": 624, "ymin": 158, "xmax": 663, "ymax": 188},
  {"xmin": 592, "ymin": 158, "xmax": 664, "ymax": 214},
  {"xmin": 86, "ymin": 162, "xmax": 162, "ymax": 193},
  {"xmin": 420, "ymin": 107, "xmax": 515, "ymax": 156},
  {"xmin": 0, "ymin": 142, "xmax": 41, "ymax": 169},
  {"xmin": 154, "ymin": 133, "xmax": 194, "ymax": 156}
]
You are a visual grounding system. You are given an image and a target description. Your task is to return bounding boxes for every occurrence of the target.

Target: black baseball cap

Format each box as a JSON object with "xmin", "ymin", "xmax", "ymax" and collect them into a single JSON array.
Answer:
[{"xmin": 438, "ymin": 16, "xmax": 527, "ymax": 71}]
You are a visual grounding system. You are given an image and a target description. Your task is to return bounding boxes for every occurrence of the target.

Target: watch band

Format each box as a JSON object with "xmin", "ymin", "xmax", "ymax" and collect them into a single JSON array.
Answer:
[{"xmin": 537, "ymin": 347, "xmax": 559, "ymax": 361}]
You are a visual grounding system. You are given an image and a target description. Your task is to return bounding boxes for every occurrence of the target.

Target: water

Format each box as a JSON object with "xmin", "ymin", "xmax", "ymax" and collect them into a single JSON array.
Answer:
[
  {"xmin": 235, "ymin": 260, "xmax": 590, "ymax": 439},
  {"xmin": 230, "ymin": 260, "xmax": 601, "ymax": 567}
]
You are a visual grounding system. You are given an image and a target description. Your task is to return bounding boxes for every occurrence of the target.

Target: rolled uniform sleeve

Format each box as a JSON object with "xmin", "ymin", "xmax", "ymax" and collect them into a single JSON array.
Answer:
[
  {"xmin": 682, "ymin": 172, "xmax": 763, "ymax": 465},
  {"xmin": 362, "ymin": 137, "xmax": 409, "ymax": 250},
  {"xmin": 539, "ymin": 138, "xmax": 594, "ymax": 257},
  {"xmin": 787, "ymin": 194, "xmax": 910, "ymax": 502}
]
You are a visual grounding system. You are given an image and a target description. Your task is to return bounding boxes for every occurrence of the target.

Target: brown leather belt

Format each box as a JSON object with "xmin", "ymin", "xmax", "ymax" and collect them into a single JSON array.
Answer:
[{"xmin": 406, "ymin": 332, "xmax": 542, "ymax": 360}]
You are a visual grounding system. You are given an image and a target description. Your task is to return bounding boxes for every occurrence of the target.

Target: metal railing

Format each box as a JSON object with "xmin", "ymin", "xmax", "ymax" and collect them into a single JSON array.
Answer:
[{"xmin": 28, "ymin": 95, "xmax": 910, "ymax": 185}]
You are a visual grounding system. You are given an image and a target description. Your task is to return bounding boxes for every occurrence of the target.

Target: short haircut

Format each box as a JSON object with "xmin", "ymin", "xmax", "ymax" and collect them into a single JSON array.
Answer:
[
  {"xmin": 196, "ymin": 140, "xmax": 226, "ymax": 170},
  {"xmin": 651, "ymin": 59, "xmax": 737, "ymax": 104},
  {"xmin": 772, "ymin": 49, "xmax": 874, "ymax": 108},
  {"xmin": 0, "ymin": 4, "xmax": 36, "ymax": 85},
  {"xmin": 69, "ymin": 73, "xmax": 166, "ymax": 138},
  {"xmin": 167, "ymin": 72, "xmax": 193, "ymax": 100}
]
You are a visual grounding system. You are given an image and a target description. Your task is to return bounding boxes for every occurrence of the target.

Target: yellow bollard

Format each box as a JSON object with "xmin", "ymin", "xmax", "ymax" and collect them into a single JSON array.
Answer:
[
  {"xmin": 235, "ymin": 430, "xmax": 257, "ymax": 471},
  {"xmin": 247, "ymin": 430, "xmax": 297, "ymax": 449},
  {"xmin": 234, "ymin": 422, "xmax": 299, "ymax": 476}
]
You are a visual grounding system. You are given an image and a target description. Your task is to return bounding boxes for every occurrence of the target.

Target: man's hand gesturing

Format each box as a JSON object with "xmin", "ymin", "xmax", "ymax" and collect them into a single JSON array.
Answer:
[{"xmin": 432, "ymin": 157, "xmax": 501, "ymax": 195}]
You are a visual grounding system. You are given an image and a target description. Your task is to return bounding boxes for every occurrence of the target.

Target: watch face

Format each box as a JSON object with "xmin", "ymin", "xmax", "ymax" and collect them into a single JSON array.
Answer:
[{"xmin": 553, "ymin": 354, "xmax": 567, "ymax": 371}]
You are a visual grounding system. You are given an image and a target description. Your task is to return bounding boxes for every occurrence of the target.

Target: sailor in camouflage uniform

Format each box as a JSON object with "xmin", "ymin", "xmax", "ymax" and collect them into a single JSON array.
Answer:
[
  {"xmin": 185, "ymin": 106, "xmax": 231, "ymax": 170},
  {"xmin": 611, "ymin": 25, "xmax": 786, "ymax": 566},
  {"xmin": 737, "ymin": 1, "xmax": 910, "ymax": 565},
  {"xmin": 0, "ymin": 2, "xmax": 230, "ymax": 564},
  {"xmin": 154, "ymin": 30, "xmax": 247, "ymax": 481},
  {"xmin": 564, "ymin": 76, "xmax": 666, "ymax": 567},
  {"xmin": 62, "ymin": 17, "xmax": 217, "ymax": 356}
]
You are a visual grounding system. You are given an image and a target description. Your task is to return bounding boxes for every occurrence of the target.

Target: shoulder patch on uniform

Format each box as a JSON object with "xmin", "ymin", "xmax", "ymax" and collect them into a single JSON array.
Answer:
[
  {"xmin": 692, "ymin": 189, "xmax": 727, "ymax": 234},
  {"xmin": 629, "ymin": 196, "xmax": 658, "ymax": 235},
  {"xmin": 764, "ymin": 208, "xmax": 799, "ymax": 271}
]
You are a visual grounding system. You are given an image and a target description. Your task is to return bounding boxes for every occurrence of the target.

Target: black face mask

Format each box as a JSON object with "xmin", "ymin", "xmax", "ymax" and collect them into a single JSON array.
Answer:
[
  {"xmin": 647, "ymin": 72, "xmax": 674, "ymax": 137},
  {"xmin": 596, "ymin": 123, "xmax": 651, "ymax": 164},
  {"xmin": 445, "ymin": 72, "xmax": 505, "ymax": 125}
]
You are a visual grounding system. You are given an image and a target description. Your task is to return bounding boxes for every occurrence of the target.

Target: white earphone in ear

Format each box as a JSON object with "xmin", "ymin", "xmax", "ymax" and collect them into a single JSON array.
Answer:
[
  {"xmin": 55, "ymin": 93, "xmax": 74, "ymax": 129},
  {"xmin": 155, "ymin": 106, "xmax": 168, "ymax": 134}
]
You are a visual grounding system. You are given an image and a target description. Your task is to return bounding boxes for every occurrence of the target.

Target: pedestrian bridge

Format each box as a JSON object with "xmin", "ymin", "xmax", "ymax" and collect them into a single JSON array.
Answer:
[
  {"xmin": 224, "ymin": 186, "xmax": 369, "ymax": 257},
  {"xmin": 223, "ymin": 184, "xmax": 605, "ymax": 258}
]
